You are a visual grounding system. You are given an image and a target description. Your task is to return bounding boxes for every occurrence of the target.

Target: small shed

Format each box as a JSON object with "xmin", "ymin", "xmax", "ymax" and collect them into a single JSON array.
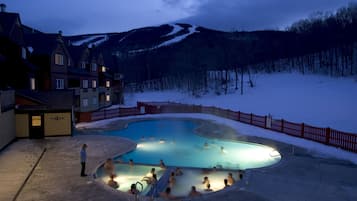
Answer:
[{"xmin": 15, "ymin": 90, "xmax": 74, "ymax": 138}]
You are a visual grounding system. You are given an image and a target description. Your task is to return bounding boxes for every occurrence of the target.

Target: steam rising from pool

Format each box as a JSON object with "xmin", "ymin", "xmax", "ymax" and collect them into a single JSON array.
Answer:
[{"xmin": 105, "ymin": 119, "xmax": 281, "ymax": 170}]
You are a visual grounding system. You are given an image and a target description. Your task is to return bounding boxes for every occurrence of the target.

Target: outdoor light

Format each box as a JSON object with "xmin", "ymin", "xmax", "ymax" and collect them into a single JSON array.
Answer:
[{"xmin": 269, "ymin": 150, "xmax": 280, "ymax": 158}]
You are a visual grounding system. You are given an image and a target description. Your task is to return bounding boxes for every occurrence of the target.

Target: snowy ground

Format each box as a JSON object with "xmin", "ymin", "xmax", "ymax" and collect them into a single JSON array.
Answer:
[{"xmin": 123, "ymin": 73, "xmax": 357, "ymax": 133}]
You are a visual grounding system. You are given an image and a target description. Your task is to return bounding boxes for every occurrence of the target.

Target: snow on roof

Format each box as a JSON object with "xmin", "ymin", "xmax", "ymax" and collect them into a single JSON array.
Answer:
[
  {"xmin": 162, "ymin": 24, "xmax": 184, "ymax": 37},
  {"xmin": 71, "ymin": 34, "xmax": 106, "ymax": 46}
]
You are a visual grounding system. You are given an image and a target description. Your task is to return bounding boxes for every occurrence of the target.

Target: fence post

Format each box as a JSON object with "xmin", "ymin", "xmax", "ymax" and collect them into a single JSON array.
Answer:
[
  {"xmin": 264, "ymin": 116, "xmax": 267, "ymax": 129},
  {"xmin": 301, "ymin": 123, "xmax": 305, "ymax": 138},
  {"xmin": 250, "ymin": 113, "xmax": 253, "ymax": 124},
  {"xmin": 281, "ymin": 119, "xmax": 284, "ymax": 132},
  {"xmin": 326, "ymin": 127, "xmax": 331, "ymax": 145}
]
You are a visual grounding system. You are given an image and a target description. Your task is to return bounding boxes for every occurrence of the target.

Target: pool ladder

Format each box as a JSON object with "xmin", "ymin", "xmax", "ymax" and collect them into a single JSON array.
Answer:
[{"xmin": 133, "ymin": 181, "xmax": 143, "ymax": 201}]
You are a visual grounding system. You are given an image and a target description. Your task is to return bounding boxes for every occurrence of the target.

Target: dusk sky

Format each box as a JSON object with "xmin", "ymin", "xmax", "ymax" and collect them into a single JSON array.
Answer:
[{"xmin": 2, "ymin": 0, "xmax": 354, "ymax": 35}]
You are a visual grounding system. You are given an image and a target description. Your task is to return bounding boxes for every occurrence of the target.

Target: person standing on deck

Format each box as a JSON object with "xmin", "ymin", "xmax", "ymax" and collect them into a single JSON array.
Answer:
[{"xmin": 80, "ymin": 144, "xmax": 88, "ymax": 177}]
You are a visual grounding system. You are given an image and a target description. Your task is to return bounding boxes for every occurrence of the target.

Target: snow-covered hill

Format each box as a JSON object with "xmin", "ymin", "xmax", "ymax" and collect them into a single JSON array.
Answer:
[{"xmin": 123, "ymin": 73, "xmax": 357, "ymax": 133}]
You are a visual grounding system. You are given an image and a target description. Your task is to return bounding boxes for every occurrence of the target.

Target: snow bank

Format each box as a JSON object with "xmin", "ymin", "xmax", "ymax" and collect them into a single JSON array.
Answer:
[{"xmin": 124, "ymin": 73, "xmax": 357, "ymax": 133}]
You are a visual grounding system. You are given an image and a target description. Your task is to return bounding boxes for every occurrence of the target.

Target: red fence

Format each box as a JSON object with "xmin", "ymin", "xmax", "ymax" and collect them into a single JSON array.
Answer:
[
  {"xmin": 90, "ymin": 107, "xmax": 141, "ymax": 121},
  {"xmin": 78, "ymin": 102, "xmax": 357, "ymax": 153}
]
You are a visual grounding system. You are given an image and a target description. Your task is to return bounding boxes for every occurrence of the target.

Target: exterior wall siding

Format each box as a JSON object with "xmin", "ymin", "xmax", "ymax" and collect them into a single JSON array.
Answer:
[
  {"xmin": 79, "ymin": 88, "xmax": 99, "ymax": 112},
  {"xmin": 15, "ymin": 114, "xmax": 29, "ymax": 138},
  {"xmin": 44, "ymin": 113, "xmax": 71, "ymax": 136},
  {"xmin": 0, "ymin": 110, "xmax": 15, "ymax": 149}
]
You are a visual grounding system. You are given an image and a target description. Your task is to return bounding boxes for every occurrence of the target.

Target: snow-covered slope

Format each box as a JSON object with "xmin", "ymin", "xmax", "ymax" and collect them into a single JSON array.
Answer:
[
  {"xmin": 129, "ymin": 24, "xmax": 199, "ymax": 53},
  {"xmin": 162, "ymin": 24, "xmax": 184, "ymax": 37},
  {"xmin": 124, "ymin": 73, "xmax": 357, "ymax": 133},
  {"xmin": 157, "ymin": 25, "xmax": 199, "ymax": 47},
  {"xmin": 71, "ymin": 34, "xmax": 108, "ymax": 47}
]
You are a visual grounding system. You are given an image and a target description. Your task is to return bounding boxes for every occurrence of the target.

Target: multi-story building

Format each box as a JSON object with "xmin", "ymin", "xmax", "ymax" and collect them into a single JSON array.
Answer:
[
  {"xmin": 0, "ymin": 5, "xmax": 37, "ymax": 90},
  {"xmin": 67, "ymin": 45, "xmax": 113, "ymax": 112}
]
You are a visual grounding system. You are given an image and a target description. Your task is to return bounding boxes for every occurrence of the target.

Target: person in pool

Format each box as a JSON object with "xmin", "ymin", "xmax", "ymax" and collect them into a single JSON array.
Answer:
[
  {"xmin": 227, "ymin": 172, "xmax": 235, "ymax": 185},
  {"xmin": 169, "ymin": 171, "xmax": 176, "ymax": 188},
  {"xmin": 128, "ymin": 183, "xmax": 139, "ymax": 195},
  {"xmin": 175, "ymin": 167, "xmax": 183, "ymax": 176},
  {"xmin": 107, "ymin": 174, "xmax": 119, "ymax": 189},
  {"xmin": 129, "ymin": 159, "xmax": 134, "ymax": 167},
  {"xmin": 202, "ymin": 176, "xmax": 210, "ymax": 188},
  {"xmin": 188, "ymin": 186, "xmax": 202, "ymax": 197},
  {"xmin": 160, "ymin": 159, "xmax": 166, "ymax": 169},
  {"xmin": 104, "ymin": 158, "xmax": 116, "ymax": 176},
  {"xmin": 160, "ymin": 187, "xmax": 176, "ymax": 200},
  {"xmin": 224, "ymin": 179, "xmax": 230, "ymax": 188}
]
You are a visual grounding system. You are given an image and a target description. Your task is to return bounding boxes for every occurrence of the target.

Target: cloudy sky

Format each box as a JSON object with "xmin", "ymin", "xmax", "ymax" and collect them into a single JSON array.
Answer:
[{"xmin": 2, "ymin": 0, "xmax": 353, "ymax": 35}]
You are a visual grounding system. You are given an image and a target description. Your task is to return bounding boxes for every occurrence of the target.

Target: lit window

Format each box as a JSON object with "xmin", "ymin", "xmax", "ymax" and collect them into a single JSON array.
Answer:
[
  {"xmin": 56, "ymin": 79, "xmax": 64, "ymax": 89},
  {"xmin": 106, "ymin": 80, "xmax": 110, "ymax": 88},
  {"xmin": 101, "ymin": 66, "xmax": 106, "ymax": 72},
  {"xmin": 92, "ymin": 97, "xmax": 97, "ymax": 105},
  {"xmin": 83, "ymin": 99, "xmax": 88, "ymax": 107},
  {"xmin": 82, "ymin": 80, "xmax": 88, "ymax": 88},
  {"xmin": 55, "ymin": 54, "xmax": 64, "ymax": 65},
  {"xmin": 30, "ymin": 78, "xmax": 35, "ymax": 90},
  {"xmin": 91, "ymin": 63, "xmax": 97, "ymax": 72},
  {"xmin": 106, "ymin": 94, "xmax": 110, "ymax": 102},
  {"xmin": 22, "ymin": 47, "xmax": 26, "ymax": 59},
  {"xmin": 92, "ymin": 80, "xmax": 97, "ymax": 88},
  {"xmin": 32, "ymin": 116, "xmax": 41, "ymax": 126}
]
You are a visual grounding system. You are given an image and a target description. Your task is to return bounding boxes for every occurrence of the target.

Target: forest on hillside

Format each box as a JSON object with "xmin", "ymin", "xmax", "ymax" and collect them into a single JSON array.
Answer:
[{"xmin": 110, "ymin": 3, "xmax": 357, "ymax": 94}]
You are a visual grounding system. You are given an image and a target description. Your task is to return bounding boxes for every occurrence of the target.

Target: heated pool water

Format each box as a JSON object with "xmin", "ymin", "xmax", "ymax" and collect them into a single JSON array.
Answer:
[{"xmin": 104, "ymin": 119, "xmax": 281, "ymax": 170}]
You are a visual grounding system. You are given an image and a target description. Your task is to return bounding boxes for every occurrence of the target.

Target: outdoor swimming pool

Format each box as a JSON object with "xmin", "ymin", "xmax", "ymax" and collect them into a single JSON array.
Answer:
[
  {"xmin": 96, "ymin": 118, "xmax": 281, "ymax": 196},
  {"xmin": 105, "ymin": 119, "xmax": 281, "ymax": 170}
]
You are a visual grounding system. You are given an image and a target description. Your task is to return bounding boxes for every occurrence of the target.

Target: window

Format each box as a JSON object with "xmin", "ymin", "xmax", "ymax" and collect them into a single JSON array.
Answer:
[
  {"xmin": 56, "ymin": 79, "xmax": 64, "ymax": 89},
  {"xmin": 101, "ymin": 66, "xmax": 106, "ymax": 72},
  {"xmin": 92, "ymin": 97, "xmax": 97, "ymax": 105},
  {"xmin": 32, "ymin": 116, "xmax": 41, "ymax": 126},
  {"xmin": 81, "ymin": 62, "xmax": 86, "ymax": 69},
  {"xmin": 82, "ymin": 80, "xmax": 88, "ymax": 88},
  {"xmin": 106, "ymin": 94, "xmax": 110, "ymax": 102},
  {"xmin": 106, "ymin": 80, "xmax": 110, "ymax": 88},
  {"xmin": 92, "ymin": 80, "xmax": 97, "ymax": 88},
  {"xmin": 55, "ymin": 53, "xmax": 64, "ymax": 65},
  {"xmin": 91, "ymin": 63, "xmax": 97, "ymax": 72},
  {"xmin": 82, "ymin": 99, "xmax": 88, "ymax": 107},
  {"xmin": 30, "ymin": 78, "xmax": 35, "ymax": 90},
  {"xmin": 22, "ymin": 47, "xmax": 26, "ymax": 59}
]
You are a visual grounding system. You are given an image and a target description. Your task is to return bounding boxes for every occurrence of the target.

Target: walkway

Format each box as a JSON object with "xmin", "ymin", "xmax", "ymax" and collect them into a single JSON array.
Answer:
[{"xmin": 0, "ymin": 133, "xmax": 356, "ymax": 201}]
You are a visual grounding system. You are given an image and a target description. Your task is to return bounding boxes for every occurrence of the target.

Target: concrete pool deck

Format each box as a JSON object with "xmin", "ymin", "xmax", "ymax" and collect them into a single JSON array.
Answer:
[{"xmin": 1, "ymin": 122, "xmax": 357, "ymax": 201}]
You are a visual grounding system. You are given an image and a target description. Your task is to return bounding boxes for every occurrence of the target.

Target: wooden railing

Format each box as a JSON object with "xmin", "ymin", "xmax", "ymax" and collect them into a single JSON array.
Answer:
[{"xmin": 78, "ymin": 101, "xmax": 357, "ymax": 153}]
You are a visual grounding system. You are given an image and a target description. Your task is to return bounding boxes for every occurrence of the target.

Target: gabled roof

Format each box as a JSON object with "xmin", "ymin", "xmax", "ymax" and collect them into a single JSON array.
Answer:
[
  {"xmin": 16, "ymin": 90, "xmax": 74, "ymax": 111},
  {"xmin": 24, "ymin": 33, "xmax": 61, "ymax": 55},
  {"xmin": 67, "ymin": 45, "xmax": 88, "ymax": 65},
  {"xmin": 0, "ymin": 12, "xmax": 20, "ymax": 36}
]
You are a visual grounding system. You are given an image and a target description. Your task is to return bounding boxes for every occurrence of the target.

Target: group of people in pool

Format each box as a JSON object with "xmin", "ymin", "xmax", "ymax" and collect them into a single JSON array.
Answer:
[{"xmin": 103, "ymin": 158, "xmax": 244, "ymax": 200}]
